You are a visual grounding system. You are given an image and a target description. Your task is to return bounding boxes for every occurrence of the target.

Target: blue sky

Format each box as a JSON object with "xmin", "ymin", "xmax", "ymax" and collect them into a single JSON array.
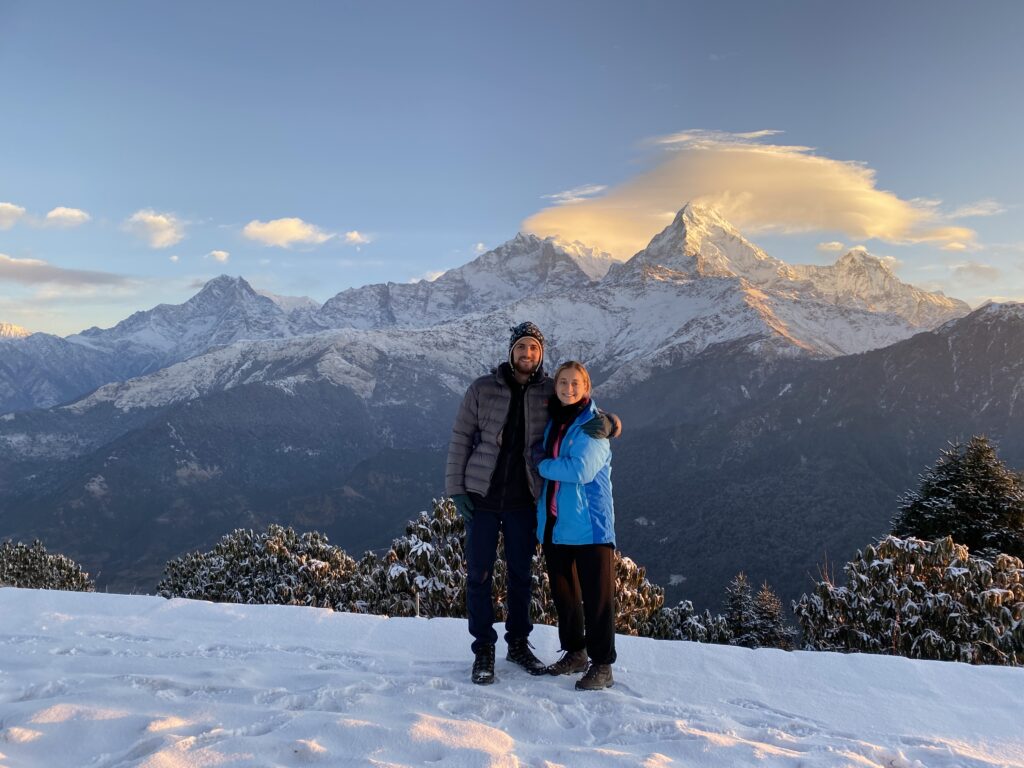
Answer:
[{"xmin": 1, "ymin": 0, "xmax": 1022, "ymax": 335}]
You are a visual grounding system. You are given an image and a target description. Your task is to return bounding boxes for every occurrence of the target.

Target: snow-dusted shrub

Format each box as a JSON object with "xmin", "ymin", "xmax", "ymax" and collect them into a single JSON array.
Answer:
[
  {"xmin": 892, "ymin": 436, "xmax": 1024, "ymax": 561},
  {"xmin": 643, "ymin": 599, "xmax": 731, "ymax": 643},
  {"xmin": 794, "ymin": 536, "xmax": 1024, "ymax": 665},
  {"xmin": 157, "ymin": 524, "xmax": 358, "ymax": 608},
  {"xmin": 615, "ymin": 552, "xmax": 666, "ymax": 636},
  {"xmin": 0, "ymin": 539, "xmax": 94, "ymax": 592}
]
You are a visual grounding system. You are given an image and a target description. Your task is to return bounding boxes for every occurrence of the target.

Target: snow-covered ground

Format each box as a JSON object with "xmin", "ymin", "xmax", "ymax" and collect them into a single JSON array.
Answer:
[{"xmin": 1, "ymin": 589, "xmax": 1021, "ymax": 768}]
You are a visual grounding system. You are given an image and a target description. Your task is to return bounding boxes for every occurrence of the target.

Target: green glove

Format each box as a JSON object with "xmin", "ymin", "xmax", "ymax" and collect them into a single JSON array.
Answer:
[
  {"xmin": 581, "ymin": 412, "xmax": 621, "ymax": 439},
  {"xmin": 451, "ymin": 493, "xmax": 475, "ymax": 522}
]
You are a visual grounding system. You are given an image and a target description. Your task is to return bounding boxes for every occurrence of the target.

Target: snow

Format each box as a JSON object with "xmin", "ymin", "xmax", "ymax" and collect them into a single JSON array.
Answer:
[{"xmin": 2, "ymin": 588, "xmax": 1021, "ymax": 768}]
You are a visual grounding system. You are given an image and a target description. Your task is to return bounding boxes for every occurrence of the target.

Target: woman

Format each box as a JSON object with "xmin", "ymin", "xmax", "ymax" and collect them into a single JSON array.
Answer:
[{"xmin": 536, "ymin": 360, "xmax": 617, "ymax": 690}]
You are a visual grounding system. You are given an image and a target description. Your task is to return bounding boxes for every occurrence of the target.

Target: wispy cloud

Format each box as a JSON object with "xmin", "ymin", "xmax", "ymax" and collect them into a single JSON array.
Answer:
[
  {"xmin": 207, "ymin": 250, "xmax": 230, "ymax": 263},
  {"xmin": 474, "ymin": 243, "xmax": 487, "ymax": 255},
  {"xmin": 542, "ymin": 184, "xmax": 609, "ymax": 205},
  {"xmin": 0, "ymin": 253, "xmax": 132, "ymax": 286},
  {"xmin": 950, "ymin": 199, "xmax": 1006, "ymax": 218},
  {"xmin": 952, "ymin": 262, "xmax": 1001, "ymax": 282},
  {"xmin": 817, "ymin": 241, "xmax": 846, "ymax": 253},
  {"xmin": 44, "ymin": 206, "xmax": 91, "ymax": 228},
  {"xmin": 523, "ymin": 130, "xmax": 977, "ymax": 260},
  {"xmin": 243, "ymin": 218, "xmax": 333, "ymax": 248},
  {"xmin": 345, "ymin": 231, "xmax": 370, "ymax": 245},
  {"xmin": 0, "ymin": 202, "xmax": 27, "ymax": 230},
  {"xmin": 125, "ymin": 209, "xmax": 185, "ymax": 248},
  {"xmin": 169, "ymin": 255, "xmax": 180, "ymax": 263}
]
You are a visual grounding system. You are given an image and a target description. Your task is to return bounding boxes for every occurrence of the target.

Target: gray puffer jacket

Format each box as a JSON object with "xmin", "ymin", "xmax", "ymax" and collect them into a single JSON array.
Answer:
[{"xmin": 445, "ymin": 367, "xmax": 552, "ymax": 501}]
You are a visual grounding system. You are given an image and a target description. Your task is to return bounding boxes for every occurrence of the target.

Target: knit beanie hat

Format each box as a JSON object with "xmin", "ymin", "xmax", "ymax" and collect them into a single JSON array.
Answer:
[{"xmin": 508, "ymin": 321, "xmax": 545, "ymax": 369}]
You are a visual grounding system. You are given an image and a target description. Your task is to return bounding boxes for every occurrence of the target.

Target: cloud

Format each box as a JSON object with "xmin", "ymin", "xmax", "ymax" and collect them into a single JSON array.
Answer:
[
  {"xmin": 344, "ymin": 231, "xmax": 370, "ymax": 245},
  {"xmin": 125, "ymin": 209, "xmax": 185, "ymax": 248},
  {"xmin": 169, "ymin": 255, "xmax": 180, "ymax": 263},
  {"xmin": 542, "ymin": 184, "xmax": 609, "ymax": 205},
  {"xmin": 474, "ymin": 243, "xmax": 487, "ymax": 255},
  {"xmin": 44, "ymin": 207, "xmax": 91, "ymax": 228},
  {"xmin": 941, "ymin": 242, "xmax": 969, "ymax": 252},
  {"xmin": 243, "ymin": 218, "xmax": 333, "ymax": 248},
  {"xmin": 409, "ymin": 269, "xmax": 447, "ymax": 283},
  {"xmin": 951, "ymin": 262, "xmax": 1001, "ymax": 283},
  {"xmin": 0, "ymin": 253, "xmax": 132, "ymax": 286},
  {"xmin": 0, "ymin": 202, "xmax": 27, "ymax": 230},
  {"xmin": 950, "ymin": 199, "xmax": 1006, "ymax": 218},
  {"xmin": 523, "ymin": 130, "xmax": 977, "ymax": 260},
  {"xmin": 817, "ymin": 241, "xmax": 846, "ymax": 253},
  {"xmin": 207, "ymin": 250, "xmax": 230, "ymax": 263}
]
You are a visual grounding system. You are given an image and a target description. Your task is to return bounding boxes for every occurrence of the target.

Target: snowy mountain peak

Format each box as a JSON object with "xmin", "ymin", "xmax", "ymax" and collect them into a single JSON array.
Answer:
[
  {"xmin": 793, "ymin": 248, "xmax": 969, "ymax": 327},
  {"xmin": 0, "ymin": 322, "xmax": 31, "ymax": 339},
  {"xmin": 615, "ymin": 203, "xmax": 796, "ymax": 286},
  {"xmin": 254, "ymin": 288, "xmax": 321, "ymax": 313}
]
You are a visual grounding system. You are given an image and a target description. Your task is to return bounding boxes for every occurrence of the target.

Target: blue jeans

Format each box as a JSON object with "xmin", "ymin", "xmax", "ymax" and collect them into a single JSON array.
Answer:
[{"xmin": 465, "ymin": 505, "xmax": 537, "ymax": 652}]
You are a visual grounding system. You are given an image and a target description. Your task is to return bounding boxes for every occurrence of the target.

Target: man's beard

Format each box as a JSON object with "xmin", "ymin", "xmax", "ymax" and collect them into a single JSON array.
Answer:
[{"xmin": 513, "ymin": 358, "xmax": 540, "ymax": 375}]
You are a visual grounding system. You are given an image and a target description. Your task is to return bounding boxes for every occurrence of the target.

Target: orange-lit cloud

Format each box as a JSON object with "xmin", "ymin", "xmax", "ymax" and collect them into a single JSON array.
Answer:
[
  {"xmin": 524, "ymin": 130, "xmax": 977, "ymax": 259},
  {"xmin": 125, "ymin": 209, "xmax": 185, "ymax": 248},
  {"xmin": 0, "ymin": 202, "xmax": 27, "ymax": 229},
  {"xmin": 243, "ymin": 217, "xmax": 333, "ymax": 248},
  {"xmin": 44, "ymin": 206, "xmax": 91, "ymax": 228}
]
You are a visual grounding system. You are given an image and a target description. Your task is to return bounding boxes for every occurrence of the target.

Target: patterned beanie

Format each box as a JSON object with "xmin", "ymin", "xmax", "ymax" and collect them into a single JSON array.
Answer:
[{"xmin": 508, "ymin": 321, "xmax": 545, "ymax": 368}]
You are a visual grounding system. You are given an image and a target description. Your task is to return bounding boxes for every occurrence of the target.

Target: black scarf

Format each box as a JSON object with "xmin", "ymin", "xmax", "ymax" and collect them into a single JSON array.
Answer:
[{"xmin": 544, "ymin": 397, "xmax": 590, "ymax": 456}]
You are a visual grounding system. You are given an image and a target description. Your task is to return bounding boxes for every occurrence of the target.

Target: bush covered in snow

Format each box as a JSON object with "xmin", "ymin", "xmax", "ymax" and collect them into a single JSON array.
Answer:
[
  {"xmin": 157, "ymin": 524, "xmax": 359, "ymax": 608},
  {"xmin": 794, "ymin": 535, "xmax": 1024, "ymax": 665},
  {"xmin": 0, "ymin": 539, "xmax": 94, "ymax": 592},
  {"xmin": 157, "ymin": 498, "xmax": 784, "ymax": 649}
]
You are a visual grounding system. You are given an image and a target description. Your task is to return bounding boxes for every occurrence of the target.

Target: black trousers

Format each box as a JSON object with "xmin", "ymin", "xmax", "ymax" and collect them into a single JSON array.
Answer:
[{"xmin": 542, "ymin": 542, "xmax": 617, "ymax": 665}]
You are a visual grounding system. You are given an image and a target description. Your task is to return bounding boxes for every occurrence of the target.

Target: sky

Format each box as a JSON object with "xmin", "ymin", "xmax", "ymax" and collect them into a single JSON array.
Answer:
[
  {"xmin": 3, "ymin": 587, "xmax": 1023, "ymax": 767},
  {"xmin": 1, "ymin": 0, "xmax": 1022, "ymax": 335}
]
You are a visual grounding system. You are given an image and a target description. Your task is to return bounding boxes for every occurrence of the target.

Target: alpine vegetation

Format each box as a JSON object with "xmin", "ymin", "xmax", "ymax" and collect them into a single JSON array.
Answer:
[
  {"xmin": 156, "ymin": 497, "xmax": 798, "ymax": 648},
  {"xmin": 157, "ymin": 524, "xmax": 359, "ymax": 608},
  {"xmin": 891, "ymin": 436, "xmax": 1024, "ymax": 561},
  {"xmin": 794, "ymin": 536, "xmax": 1024, "ymax": 665},
  {"xmin": 0, "ymin": 539, "xmax": 95, "ymax": 592}
]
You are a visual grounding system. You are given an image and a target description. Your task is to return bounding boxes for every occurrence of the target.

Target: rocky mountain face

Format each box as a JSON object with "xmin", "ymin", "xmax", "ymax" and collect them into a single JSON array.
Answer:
[
  {"xmin": 0, "ymin": 204, "xmax": 988, "ymax": 603},
  {"xmin": 608, "ymin": 301, "xmax": 1024, "ymax": 608}
]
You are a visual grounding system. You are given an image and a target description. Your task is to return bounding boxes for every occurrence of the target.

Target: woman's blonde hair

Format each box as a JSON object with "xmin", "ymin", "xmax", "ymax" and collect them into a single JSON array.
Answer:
[{"xmin": 553, "ymin": 360, "xmax": 591, "ymax": 393}]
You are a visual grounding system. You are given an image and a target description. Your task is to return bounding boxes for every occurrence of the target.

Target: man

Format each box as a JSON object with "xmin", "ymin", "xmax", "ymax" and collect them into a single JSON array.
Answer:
[{"xmin": 445, "ymin": 322, "xmax": 620, "ymax": 684}]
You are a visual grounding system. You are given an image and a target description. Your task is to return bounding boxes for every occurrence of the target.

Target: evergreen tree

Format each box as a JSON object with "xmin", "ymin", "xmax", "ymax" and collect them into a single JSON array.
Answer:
[
  {"xmin": 724, "ymin": 572, "xmax": 759, "ymax": 648},
  {"xmin": 794, "ymin": 535, "xmax": 1024, "ymax": 665},
  {"xmin": 753, "ymin": 582, "xmax": 796, "ymax": 650},
  {"xmin": 0, "ymin": 539, "xmax": 94, "ymax": 592},
  {"xmin": 892, "ymin": 436, "xmax": 1024, "ymax": 560}
]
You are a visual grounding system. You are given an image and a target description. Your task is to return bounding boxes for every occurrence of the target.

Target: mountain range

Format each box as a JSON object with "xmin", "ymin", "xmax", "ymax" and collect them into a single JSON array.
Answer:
[{"xmin": 2, "ymin": 203, "xmax": 1006, "ymax": 609}]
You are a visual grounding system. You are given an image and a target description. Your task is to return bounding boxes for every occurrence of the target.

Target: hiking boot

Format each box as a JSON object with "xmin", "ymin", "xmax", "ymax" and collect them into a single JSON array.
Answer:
[
  {"xmin": 575, "ymin": 662, "xmax": 613, "ymax": 690},
  {"xmin": 472, "ymin": 645, "xmax": 495, "ymax": 685},
  {"xmin": 506, "ymin": 637, "xmax": 547, "ymax": 675},
  {"xmin": 546, "ymin": 649, "xmax": 588, "ymax": 676}
]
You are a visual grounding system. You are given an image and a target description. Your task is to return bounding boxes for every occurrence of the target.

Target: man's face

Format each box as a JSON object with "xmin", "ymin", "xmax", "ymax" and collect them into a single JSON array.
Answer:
[{"xmin": 511, "ymin": 337, "xmax": 542, "ymax": 375}]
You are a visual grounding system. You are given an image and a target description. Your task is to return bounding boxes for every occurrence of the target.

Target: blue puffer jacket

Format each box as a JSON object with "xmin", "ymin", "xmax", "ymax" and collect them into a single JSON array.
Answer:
[{"xmin": 536, "ymin": 400, "xmax": 615, "ymax": 546}]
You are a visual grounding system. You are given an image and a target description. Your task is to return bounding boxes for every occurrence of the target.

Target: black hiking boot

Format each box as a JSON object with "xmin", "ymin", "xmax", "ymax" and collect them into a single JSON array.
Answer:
[
  {"xmin": 472, "ymin": 645, "xmax": 495, "ymax": 685},
  {"xmin": 575, "ymin": 662, "xmax": 613, "ymax": 690},
  {"xmin": 545, "ymin": 649, "xmax": 588, "ymax": 676},
  {"xmin": 506, "ymin": 637, "xmax": 547, "ymax": 675}
]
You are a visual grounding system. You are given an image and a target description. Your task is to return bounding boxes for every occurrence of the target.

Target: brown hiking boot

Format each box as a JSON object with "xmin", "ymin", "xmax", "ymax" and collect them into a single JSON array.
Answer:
[
  {"xmin": 546, "ymin": 649, "xmax": 588, "ymax": 676},
  {"xmin": 575, "ymin": 662, "xmax": 613, "ymax": 690}
]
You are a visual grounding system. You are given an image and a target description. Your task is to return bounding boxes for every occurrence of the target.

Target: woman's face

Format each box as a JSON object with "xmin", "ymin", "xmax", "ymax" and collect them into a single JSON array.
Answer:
[{"xmin": 555, "ymin": 369, "xmax": 590, "ymax": 406}]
